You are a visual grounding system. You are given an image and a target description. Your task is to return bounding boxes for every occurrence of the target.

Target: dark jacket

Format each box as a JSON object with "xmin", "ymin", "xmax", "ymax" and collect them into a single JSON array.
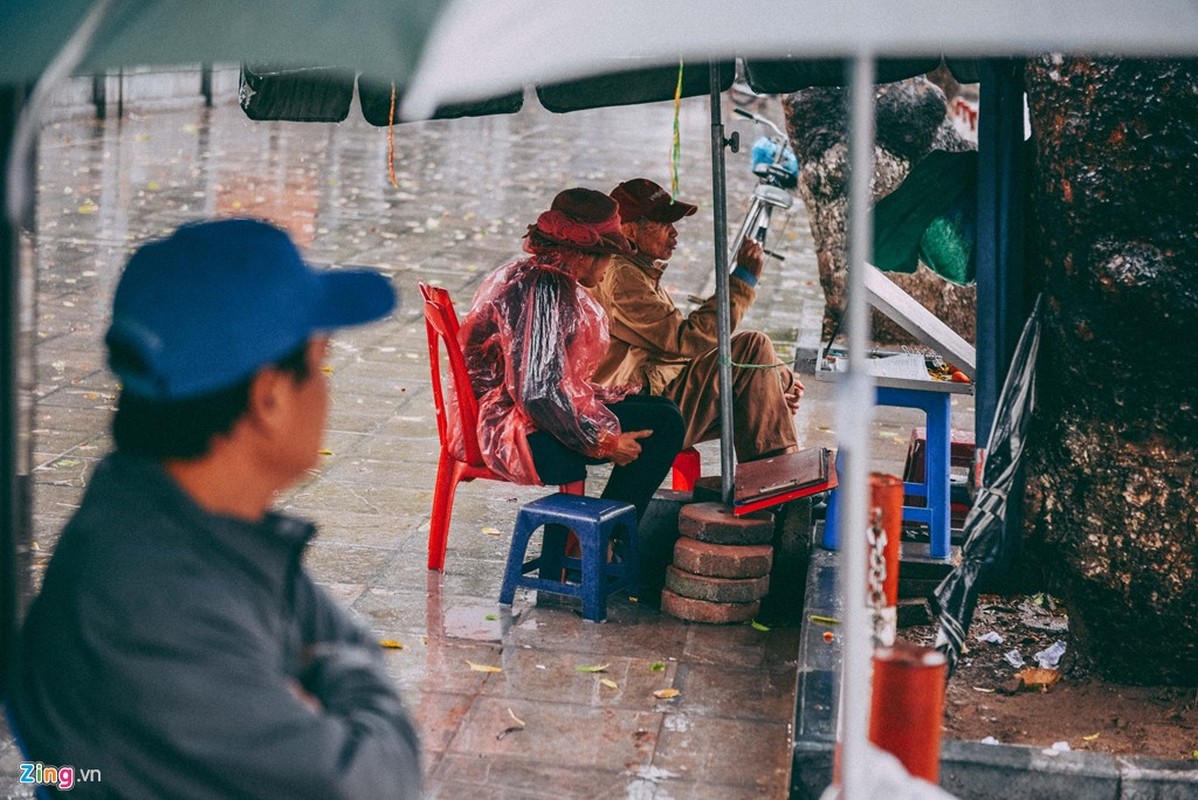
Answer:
[{"xmin": 8, "ymin": 453, "xmax": 421, "ymax": 799}]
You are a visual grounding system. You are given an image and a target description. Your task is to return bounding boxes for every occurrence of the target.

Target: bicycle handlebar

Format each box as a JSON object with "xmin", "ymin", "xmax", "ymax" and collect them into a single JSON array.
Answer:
[{"xmin": 731, "ymin": 106, "xmax": 785, "ymax": 139}]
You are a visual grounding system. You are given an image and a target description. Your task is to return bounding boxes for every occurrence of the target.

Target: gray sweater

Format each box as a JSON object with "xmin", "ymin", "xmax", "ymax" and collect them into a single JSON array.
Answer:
[{"xmin": 9, "ymin": 452, "xmax": 421, "ymax": 799}]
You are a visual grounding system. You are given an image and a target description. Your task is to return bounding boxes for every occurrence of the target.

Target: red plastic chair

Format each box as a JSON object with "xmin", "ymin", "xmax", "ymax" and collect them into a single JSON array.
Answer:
[
  {"xmin": 420, "ymin": 283, "xmax": 584, "ymax": 571},
  {"xmin": 419, "ymin": 282, "xmax": 702, "ymax": 570}
]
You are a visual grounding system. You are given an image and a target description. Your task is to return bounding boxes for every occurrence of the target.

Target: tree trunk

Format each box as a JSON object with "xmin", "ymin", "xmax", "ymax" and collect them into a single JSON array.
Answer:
[
  {"xmin": 781, "ymin": 78, "xmax": 977, "ymax": 345},
  {"xmin": 1022, "ymin": 57, "xmax": 1198, "ymax": 685}
]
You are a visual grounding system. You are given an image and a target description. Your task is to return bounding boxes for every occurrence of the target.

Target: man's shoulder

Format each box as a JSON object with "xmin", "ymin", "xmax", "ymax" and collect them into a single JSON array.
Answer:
[{"xmin": 604, "ymin": 257, "xmax": 658, "ymax": 291}]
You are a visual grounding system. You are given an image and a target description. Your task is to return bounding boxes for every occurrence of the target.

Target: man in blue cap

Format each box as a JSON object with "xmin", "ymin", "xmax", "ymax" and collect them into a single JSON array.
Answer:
[{"xmin": 8, "ymin": 219, "xmax": 421, "ymax": 799}]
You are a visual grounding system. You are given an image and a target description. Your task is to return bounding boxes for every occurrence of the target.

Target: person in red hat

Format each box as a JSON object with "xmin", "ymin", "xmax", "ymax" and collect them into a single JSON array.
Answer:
[
  {"xmin": 458, "ymin": 188, "xmax": 684, "ymax": 519},
  {"xmin": 592, "ymin": 178, "xmax": 803, "ymax": 462}
]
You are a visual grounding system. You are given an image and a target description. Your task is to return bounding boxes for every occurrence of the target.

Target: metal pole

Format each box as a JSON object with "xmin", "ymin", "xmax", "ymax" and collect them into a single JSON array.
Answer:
[
  {"xmin": 0, "ymin": 83, "xmax": 25, "ymax": 697},
  {"xmin": 708, "ymin": 61, "xmax": 735, "ymax": 504},
  {"xmin": 837, "ymin": 52, "xmax": 877, "ymax": 800},
  {"xmin": 2, "ymin": 0, "xmax": 111, "ymax": 694},
  {"xmin": 975, "ymin": 59, "xmax": 1027, "ymax": 575}
]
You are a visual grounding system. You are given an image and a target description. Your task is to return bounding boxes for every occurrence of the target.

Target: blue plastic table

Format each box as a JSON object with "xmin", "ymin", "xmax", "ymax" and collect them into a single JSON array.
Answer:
[{"xmin": 822, "ymin": 384, "xmax": 953, "ymax": 560}]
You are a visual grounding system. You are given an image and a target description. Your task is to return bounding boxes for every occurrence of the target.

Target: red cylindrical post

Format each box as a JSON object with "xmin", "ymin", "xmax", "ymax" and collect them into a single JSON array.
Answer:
[{"xmin": 869, "ymin": 642, "xmax": 947, "ymax": 782}]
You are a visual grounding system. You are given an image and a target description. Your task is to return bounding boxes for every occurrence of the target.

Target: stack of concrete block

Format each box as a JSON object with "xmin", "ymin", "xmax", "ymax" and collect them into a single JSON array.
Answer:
[{"xmin": 660, "ymin": 502, "xmax": 775, "ymax": 623}]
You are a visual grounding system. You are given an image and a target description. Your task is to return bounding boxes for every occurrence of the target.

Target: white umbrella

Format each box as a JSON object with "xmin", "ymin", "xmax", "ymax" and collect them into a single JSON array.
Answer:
[
  {"xmin": 402, "ymin": 5, "xmax": 1198, "ymax": 797},
  {"xmin": 402, "ymin": 0, "xmax": 1198, "ymax": 118}
]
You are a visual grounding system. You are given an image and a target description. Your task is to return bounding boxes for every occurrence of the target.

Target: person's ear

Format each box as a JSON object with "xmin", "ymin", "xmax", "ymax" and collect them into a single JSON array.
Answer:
[{"xmin": 245, "ymin": 368, "xmax": 288, "ymax": 438}]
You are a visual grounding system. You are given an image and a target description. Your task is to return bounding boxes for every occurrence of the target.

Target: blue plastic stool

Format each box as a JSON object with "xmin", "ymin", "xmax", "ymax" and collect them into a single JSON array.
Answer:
[
  {"xmin": 499, "ymin": 493, "xmax": 639, "ymax": 622},
  {"xmin": 822, "ymin": 385, "xmax": 952, "ymax": 559}
]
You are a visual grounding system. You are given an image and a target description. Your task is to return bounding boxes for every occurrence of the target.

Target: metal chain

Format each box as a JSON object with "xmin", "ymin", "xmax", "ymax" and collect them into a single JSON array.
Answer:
[{"xmin": 865, "ymin": 507, "xmax": 889, "ymax": 644}]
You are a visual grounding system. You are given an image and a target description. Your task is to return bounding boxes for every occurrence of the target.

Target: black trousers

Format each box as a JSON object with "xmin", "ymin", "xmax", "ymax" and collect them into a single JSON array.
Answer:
[{"xmin": 527, "ymin": 395, "xmax": 685, "ymax": 519}]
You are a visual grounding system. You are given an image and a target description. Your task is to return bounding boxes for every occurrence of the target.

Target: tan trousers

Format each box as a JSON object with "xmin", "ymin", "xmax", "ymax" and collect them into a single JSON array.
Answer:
[{"xmin": 663, "ymin": 330, "xmax": 799, "ymax": 462}]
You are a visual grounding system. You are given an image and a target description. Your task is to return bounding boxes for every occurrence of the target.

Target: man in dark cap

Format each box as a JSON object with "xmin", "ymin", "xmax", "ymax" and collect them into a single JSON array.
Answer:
[
  {"xmin": 8, "ymin": 219, "xmax": 421, "ymax": 799},
  {"xmin": 593, "ymin": 178, "xmax": 803, "ymax": 463}
]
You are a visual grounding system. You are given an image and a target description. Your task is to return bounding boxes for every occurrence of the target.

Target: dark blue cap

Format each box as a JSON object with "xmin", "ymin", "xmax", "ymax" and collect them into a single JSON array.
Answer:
[{"xmin": 106, "ymin": 218, "xmax": 397, "ymax": 400}]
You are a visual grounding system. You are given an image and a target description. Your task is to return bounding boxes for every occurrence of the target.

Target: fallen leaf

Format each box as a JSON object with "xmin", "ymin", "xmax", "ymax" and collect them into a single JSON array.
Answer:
[
  {"xmin": 750, "ymin": 620, "xmax": 771, "ymax": 632},
  {"xmin": 653, "ymin": 688, "xmax": 680, "ymax": 700},
  {"xmin": 600, "ymin": 678, "xmax": 618, "ymax": 689},
  {"xmin": 318, "ymin": 449, "xmax": 333, "ymax": 456},
  {"xmin": 378, "ymin": 639, "xmax": 404, "ymax": 650},
  {"xmin": 650, "ymin": 662, "xmax": 666, "ymax": 672},
  {"xmin": 484, "ymin": 614, "xmax": 498, "ymax": 621},
  {"xmin": 1016, "ymin": 667, "xmax": 1060, "ymax": 692},
  {"xmin": 1082, "ymin": 733, "xmax": 1100, "ymax": 742},
  {"xmin": 466, "ymin": 660, "xmax": 502, "ymax": 673},
  {"xmin": 575, "ymin": 663, "xmax": 610, "ymax": 673},
  {"xmin": 480, "ymin": 526, "xmax": 502, "ymax": 536},
  {"xmin": 808, "ymin": 614, "xmax": 840, "ymax": 626}
]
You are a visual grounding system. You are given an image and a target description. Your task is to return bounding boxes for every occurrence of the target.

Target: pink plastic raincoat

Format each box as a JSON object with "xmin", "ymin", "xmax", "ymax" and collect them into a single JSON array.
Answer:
[{"xmin": 456, "ymin": 256, "xmax": 630, "ymax": 485}]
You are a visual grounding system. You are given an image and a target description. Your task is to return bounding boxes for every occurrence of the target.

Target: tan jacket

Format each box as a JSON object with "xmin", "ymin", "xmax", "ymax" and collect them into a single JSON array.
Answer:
[{"xmin": 590, "ymin": 252, "xmax": 756, "ymax": 395}]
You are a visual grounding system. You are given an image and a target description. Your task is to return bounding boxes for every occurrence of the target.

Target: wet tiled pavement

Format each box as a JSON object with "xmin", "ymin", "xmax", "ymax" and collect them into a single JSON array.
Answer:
[{"xmin": 2, "ymin": 71, "xmax": 973, "ymax": 798}]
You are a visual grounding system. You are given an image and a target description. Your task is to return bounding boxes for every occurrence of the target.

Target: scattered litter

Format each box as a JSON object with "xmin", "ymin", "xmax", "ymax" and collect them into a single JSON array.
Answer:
[
  {"xmin": 1082, "ymin": 733, "xmax": 1100, "ymax": 742},
  {"xmin": 1050, "ymin": 741, "xmax": 1071, "ymax": 752},
  {"xmin": 600, "ymin": 678, "xmax": 618, "ymax": 689},
  {"xmin": 976, "ymin": 631, "xmax": 1004, "ymax": 645},
  {"xmin": 822, "ymin": 631, "xmax": 835, "ymax": 643},
  {"xmin": 979, "ymin": 736, "xmax": 1000, "ymax": 745},
  {"xmin": 653, "ymin": 688, "xmax": 681, "ymax": 700},
  {"xmin": 575, "ymin": 663, "xmax": 610, "ymax": 673},
  {"xmin": 480, "ymin": 526, "xmax": 501, "ymax": 536},
  {"xmin": 465, "ymin": 660, "xmax": 502, "ymax": 673},
  {"xmin": 1015, "ymin": 667, "xmax": 1061, "ymax": 692},
  {"xmin": 496, "ymin": 709, "xmax": 525, "ymax": 741},
  {"xmin": 972, "ymin": 687, "xmax": 995, "ymax": 693},
  {"xmin": 1035, "ymin": 640, "xmax": 1067, "ymax": 669},
  {"xmin": 535, "ymin": 664, "xmax": 546, "ymax": 670},
  {"xmin": 1003, "ymin": 649, "xmax": 1026, "ymax": 668}
]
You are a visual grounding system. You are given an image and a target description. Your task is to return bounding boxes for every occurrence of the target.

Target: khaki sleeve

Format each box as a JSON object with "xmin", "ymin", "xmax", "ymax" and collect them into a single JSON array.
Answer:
[{"xmin": 606, "ymin": 266, "xmax": 756, "ymax": 359}]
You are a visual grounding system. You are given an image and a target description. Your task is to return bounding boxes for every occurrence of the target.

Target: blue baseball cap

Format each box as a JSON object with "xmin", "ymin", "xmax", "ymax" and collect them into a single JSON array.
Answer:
[{"xmin": 106, "ymin": 218, "xmax": 397, "ymax": 400}]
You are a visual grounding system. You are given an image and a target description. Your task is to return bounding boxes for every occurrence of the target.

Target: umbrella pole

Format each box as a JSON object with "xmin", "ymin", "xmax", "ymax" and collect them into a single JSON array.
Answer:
[
  {"xmin": 838, "ymin": 52, "xmax": 877, "ymax": 799},
  {"xmin": 1, "ymin": 85, "xmax": 24, "ymax": 693},
  {"xmin": 707, "ymin": 61, "xmax": 735, "ymax": 504}
]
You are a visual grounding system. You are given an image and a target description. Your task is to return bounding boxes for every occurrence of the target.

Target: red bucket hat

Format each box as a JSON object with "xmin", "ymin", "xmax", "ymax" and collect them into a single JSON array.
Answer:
[
  {"xmin": 610, "ymin": 178, "xmax": 698, "ymax": 224},
  {"xmin": 526, "ymin": 188, "xmax": 631, "ymax": 255}
]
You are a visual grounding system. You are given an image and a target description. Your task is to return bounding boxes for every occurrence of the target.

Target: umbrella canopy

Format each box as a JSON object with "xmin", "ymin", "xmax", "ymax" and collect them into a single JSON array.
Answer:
[
  {"xmin": 0, "ymin": 0, "xmax": 439, "ymax": 85},
  {"xmin": 402, "ymin": 0, "xmax": 1198, "ymax": 117}
]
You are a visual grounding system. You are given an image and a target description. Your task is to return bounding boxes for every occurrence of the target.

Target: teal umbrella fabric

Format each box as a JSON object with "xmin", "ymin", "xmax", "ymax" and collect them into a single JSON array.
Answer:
[{"xmin": 0, "ymin": 0, "xmax": 439, "ymax": 85}]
